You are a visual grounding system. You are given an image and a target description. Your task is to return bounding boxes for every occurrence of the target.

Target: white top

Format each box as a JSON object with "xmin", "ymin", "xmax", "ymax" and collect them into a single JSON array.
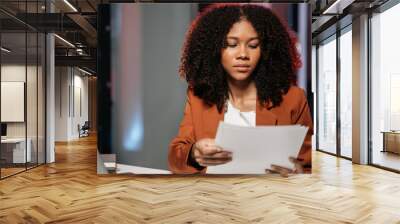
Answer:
[{"xmin": 224, "ymin": 100, "xmax": 256, "ymax": 127}]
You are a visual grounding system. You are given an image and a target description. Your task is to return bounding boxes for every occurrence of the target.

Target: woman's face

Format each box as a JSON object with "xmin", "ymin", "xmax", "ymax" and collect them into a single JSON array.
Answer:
[{"xmin": 221, "ymin": 19, "xmax": 261, "ymax": 83}]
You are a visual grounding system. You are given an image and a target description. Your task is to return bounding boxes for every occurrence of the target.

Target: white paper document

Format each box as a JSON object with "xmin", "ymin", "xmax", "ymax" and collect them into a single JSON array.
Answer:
[{"xmin": 206, "ymin": 122, "xmax": 308, "ymax": 174}]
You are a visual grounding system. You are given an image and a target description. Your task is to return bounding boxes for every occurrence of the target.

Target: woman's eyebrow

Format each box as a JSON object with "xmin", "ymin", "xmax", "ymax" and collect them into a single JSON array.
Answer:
[{"xmin": 226, "ymin": 36, "xmax": 259, "ymax": 41}]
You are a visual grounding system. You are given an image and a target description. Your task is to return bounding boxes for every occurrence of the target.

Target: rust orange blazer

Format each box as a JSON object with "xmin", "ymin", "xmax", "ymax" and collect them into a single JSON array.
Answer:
[{"xmin": 168, "ymin": 86, "xmax": 313, "ymax": 174}]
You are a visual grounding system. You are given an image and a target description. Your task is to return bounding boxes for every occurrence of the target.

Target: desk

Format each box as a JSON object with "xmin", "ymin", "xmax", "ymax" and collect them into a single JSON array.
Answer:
[
  {"xmin": 1, "ymin": 138, "xmax": 31, "ymax": 163},
  {"xmin": 117, "ymin": 164, "xmax": 171, "ymax": 174},
  {"xmin": 381, "ymin": 131, "xmax": 400, "ymax": 154}
]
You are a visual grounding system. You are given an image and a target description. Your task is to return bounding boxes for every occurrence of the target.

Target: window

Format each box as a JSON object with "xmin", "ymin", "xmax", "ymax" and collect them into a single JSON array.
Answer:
[
  {"xmin": 339, "ymin": 28, "xmax": 352, "ymax": 158},
  {"xmin": 370, "ymin": 2, "xmax": 400, "ymax": 171},
  {"xmin": 317, "ymin": 35, "xmax": 337, "ymax": 154}
]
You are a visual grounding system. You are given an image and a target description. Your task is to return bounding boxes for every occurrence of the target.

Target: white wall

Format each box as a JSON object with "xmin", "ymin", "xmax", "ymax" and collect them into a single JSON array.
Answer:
[
  {"xmin": 55, "ymin": 67, "xmax": 89, "ymax": 141},
  {"xmin": 55, "ymin": 66, "xmax": 69, "ymax": 141}
]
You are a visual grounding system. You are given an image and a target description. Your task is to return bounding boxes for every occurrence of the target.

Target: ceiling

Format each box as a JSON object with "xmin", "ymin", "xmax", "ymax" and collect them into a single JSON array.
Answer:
[
  {"xmin": 0, "ymin": 0, "xmax": 103, "ymax": 73},
  {"xmin": 0, "ymin": 0, "xmax": 391, "ymax": 74}
]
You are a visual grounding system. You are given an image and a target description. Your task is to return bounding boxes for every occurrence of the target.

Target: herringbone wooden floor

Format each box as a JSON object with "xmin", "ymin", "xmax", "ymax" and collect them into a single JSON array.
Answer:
[{"xmin": 1, "ymin": 135, "xmax": 400, "ymax": 224}]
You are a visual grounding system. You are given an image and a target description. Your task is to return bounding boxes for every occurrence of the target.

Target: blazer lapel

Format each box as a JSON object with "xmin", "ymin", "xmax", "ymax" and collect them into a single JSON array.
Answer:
[
  {"xmin": 256, "ymin": 99, "xmax": 278, "ymax": 126},
  {"xmin": 203, "ymin": 104, "xmax": 224, "ymax": 138}
]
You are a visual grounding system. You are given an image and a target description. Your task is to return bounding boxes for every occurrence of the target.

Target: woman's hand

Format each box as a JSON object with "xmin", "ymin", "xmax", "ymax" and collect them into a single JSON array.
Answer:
[
  {"xmin": 191, "ymin": 138, "xmax": 232, "ymax": 167},
  {"xmin": 265, "ymin": 157, "xmax": 307, "ymax": 177}
]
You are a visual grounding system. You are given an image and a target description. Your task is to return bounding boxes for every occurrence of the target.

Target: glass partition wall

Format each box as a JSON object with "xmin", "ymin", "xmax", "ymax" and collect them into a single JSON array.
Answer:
[
  {"xmin": 0, "ymin": 30, "xmax": 27, "ymax": 177},
  {"xmin": 0, "ymin": 2, "xmax": 46, "ymax": 179}
]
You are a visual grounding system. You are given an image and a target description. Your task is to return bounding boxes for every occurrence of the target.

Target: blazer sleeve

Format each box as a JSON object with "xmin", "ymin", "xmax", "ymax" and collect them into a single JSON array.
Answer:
[
  {"xmin": 168, "ymin": 91, "xmax": 206, "ymax": 174},
  {"xmin": 293, "ymin": 89, "xmax": 313, "ymax": 167}
]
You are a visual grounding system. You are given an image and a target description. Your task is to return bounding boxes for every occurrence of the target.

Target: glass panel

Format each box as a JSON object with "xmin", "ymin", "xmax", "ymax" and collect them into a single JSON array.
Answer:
[
  {"xmin": 339, "ymin": 29, "xmax": 352, "ymax": 158},
  {"xmin": 1, "ymin": 30, "xmax": 28, "ymax": 177},
  {"xmin": 371, "ymin": 4, "xmax": 400, "ymax": 171},
  {"xmin": 317, "ymin": 36, "xmax": 337, "ymax": 154},
  {"xmin": 26, "ymin": 0, "xmax": 39, "ymax": 170},
  {"xmin": 27, "ymin": 31, "xmax": 38, "ymax": 169},
  {"xmin": 38, "ymin": 32, "xmax": 45, "ymax": 165}
]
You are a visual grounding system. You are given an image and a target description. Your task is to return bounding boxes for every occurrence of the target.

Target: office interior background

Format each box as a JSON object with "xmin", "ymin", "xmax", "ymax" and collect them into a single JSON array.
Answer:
[
  {"xmin": 0, "ymin": 0, "xmax": 399, "ymax": 222},
  {"xmin": 0, "ymin": 0, "xmax": 97, "ymax": 179}
]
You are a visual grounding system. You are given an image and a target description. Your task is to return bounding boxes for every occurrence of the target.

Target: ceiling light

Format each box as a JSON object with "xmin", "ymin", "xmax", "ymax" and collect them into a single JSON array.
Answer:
[
  {"xmin": 322, "ymin": 0, "xmax": 355, "ymax": 15},
  {"xmin": 54, "ymin": 34, "xmax": 75, "ymax": 48},
  {"xmin": 1, "ymin": 47, "xmax": 11, "ymax": 53},
  {"xmin": 78, "ymin": 67, "xmax": 92, "ymax": 76},
  {"xmin": 63, "ymin": 0, "xmax": 78, "ymax": 12}
]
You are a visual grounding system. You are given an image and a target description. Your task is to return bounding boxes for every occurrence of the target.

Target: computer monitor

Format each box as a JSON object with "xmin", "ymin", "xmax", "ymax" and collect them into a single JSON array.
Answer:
[{"xmin": 1, "ymin": 123, "xmax": 7, "ymax": 137}]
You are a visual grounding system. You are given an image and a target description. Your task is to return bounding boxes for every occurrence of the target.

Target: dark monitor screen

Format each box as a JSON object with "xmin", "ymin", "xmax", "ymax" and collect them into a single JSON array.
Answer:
[{"xmin": 1, "ymin": 123, "xmax": 7, "ymax": 137}]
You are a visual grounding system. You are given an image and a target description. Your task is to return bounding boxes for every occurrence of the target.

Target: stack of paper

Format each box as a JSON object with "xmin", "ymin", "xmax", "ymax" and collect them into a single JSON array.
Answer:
[{"xmin": 207, "ymin": 122, "xmax": 308, "ymax": 174}]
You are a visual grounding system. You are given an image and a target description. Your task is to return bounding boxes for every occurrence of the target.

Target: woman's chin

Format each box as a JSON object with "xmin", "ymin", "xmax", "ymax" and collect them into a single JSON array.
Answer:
[{"xmin": 229, "ymin": 72, "xmax": 252, "ymax": 82}]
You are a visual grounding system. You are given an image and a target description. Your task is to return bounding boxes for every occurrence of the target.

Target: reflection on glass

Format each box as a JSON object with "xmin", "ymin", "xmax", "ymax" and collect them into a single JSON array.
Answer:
[
  {"xmin": 371, "ymin": 3, "xmax": 400, "ymax": 171},
  {"xmin": 318, "ymin": 37, "xmax": 337, "ymax": 154},
  {"xmin": 340, "ymin": 29, "xmax": 352, "ymax": 158}
]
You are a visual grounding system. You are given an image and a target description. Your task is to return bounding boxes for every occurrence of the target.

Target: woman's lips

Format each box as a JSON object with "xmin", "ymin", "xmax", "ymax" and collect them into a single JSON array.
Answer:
[{"xmin": 234, "ymin": 65, "xmax": 251, "ymax": 72}]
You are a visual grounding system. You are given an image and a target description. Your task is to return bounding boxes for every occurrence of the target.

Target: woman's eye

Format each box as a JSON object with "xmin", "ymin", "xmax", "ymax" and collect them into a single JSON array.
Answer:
[
  {"xmin": 249, "ymin": 44, "xmax": 259, "ymax": 49},
  {"xmin": 227, "ymin": 43, "xmax": 237, "ymax": 48}
]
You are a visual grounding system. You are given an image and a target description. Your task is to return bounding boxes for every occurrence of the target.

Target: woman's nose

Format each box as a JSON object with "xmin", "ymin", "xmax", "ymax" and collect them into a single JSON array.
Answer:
[{"xmin": 237, "ymin": 45, "xmax": 249, "ymax": 59}]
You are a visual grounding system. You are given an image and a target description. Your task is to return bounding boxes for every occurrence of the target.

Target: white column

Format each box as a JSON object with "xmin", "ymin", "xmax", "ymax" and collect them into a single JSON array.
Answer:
[
  {"xmin": 352, "ymin": 14, "xmax": 369, "ymax": 164},
  {"xmin": 46, "ymin": 32, "xmax": 55, "ymax": 163},
  {"xmin": 45, "ymin": 0, "xmax": 56, "ymax": 163}
]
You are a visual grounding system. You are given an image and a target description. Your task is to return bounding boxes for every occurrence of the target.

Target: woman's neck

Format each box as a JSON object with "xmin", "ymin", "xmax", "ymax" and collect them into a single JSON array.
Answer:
[{"xmin": 227, "ymin": 78, "xmax": 257, "ymax": 104}]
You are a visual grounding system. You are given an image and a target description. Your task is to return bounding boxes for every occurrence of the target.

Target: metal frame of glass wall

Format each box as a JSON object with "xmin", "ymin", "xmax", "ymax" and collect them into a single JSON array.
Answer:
[{"xmin": 0, "ymin": 0, "xmax": 47, "ymax": 179}]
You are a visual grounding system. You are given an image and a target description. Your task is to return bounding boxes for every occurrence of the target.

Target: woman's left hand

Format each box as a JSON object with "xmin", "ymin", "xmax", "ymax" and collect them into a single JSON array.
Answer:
[{"xmin": 265, "ymin": 157, "xmax": 306, "ymax": 177}]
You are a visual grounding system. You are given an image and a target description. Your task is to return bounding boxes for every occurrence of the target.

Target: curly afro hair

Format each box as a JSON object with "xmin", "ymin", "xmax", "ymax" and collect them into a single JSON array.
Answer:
[{"xmin": 179, "ymin": 4, "xmax": 302, "ymax": 112}]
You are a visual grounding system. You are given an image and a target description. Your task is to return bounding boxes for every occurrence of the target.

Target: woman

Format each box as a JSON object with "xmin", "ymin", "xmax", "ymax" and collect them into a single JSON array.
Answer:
[{"xmin": 168, "ymin": 4, "xmax": 313, "ymax": 175}]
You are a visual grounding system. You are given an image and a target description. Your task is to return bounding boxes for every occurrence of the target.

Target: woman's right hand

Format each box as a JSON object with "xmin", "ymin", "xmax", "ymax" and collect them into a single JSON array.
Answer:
[{"xmin": 191, "ymin": 138, "xmax": 232, "ymax": 167}]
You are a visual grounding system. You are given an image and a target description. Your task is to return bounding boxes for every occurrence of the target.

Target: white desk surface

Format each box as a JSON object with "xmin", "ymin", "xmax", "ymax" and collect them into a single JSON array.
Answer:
[
  {"xmin": 1, "ymin": 137, "xmax": 32, "ymax": 163},
  {"xmin": 117, "ymin": 163, "xmax": 171, "ymax": 174},
  {"xmin": 1, "ymin": 138, "xmax": 27, "ymax": 143}
]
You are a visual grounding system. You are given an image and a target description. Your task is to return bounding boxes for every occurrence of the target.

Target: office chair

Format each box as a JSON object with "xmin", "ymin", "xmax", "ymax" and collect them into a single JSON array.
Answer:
[{"xmin": 78, "ymin": 121, "xmax": 90, "ymax": 138}]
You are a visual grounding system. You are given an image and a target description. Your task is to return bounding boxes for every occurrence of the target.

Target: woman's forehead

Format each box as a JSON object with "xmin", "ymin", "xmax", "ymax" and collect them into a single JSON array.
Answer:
[{"xmin": 226, "ymin": 20, "xmax": 259, "ymax": 39}]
